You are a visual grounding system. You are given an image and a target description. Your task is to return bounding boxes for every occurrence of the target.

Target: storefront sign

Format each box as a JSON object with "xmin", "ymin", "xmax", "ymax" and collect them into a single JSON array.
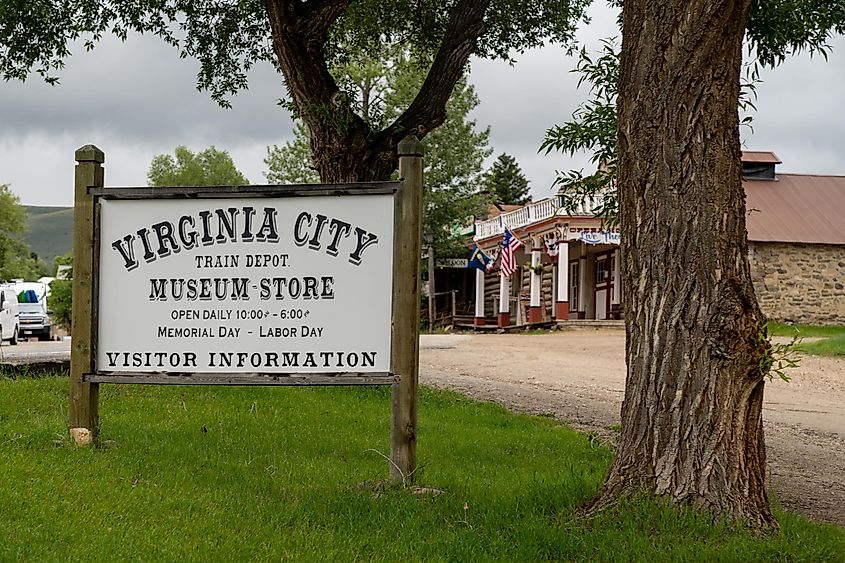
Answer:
[
  {"xmin": 435, "ymin": 258, "xmax": 468, "ymax": 268},
  {"xmin": 579, "ymin": 231, "xmax": 620, "ymax": 245},
  {"xmin": 96, "ymin": 193, "xmax": 394, "ymax": 375},
  {"xmin": 565, "ymin": 227, "xmax": 621, "ymax": 245}
]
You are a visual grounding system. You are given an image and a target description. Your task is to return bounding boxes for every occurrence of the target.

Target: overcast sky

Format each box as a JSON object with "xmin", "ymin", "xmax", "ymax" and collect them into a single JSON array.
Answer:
[{"xmin": 1, "ymin": 3, "xmax": 843, "ymax": 208}]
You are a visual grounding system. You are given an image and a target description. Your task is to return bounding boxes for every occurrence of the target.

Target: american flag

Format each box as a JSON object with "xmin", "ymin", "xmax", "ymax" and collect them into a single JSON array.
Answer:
[{"xmin": 500, "ymin": 228, "xmax": 523, "ymax": 277}]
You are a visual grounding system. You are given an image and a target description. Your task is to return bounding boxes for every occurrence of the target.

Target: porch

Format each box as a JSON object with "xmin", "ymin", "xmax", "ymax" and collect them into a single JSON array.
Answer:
[{"xmin": 471, "ymin": 196, "xmax": 623, "ymax": 328}]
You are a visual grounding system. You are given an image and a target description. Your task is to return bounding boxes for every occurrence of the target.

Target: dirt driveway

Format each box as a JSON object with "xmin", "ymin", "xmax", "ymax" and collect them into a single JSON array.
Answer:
[{"xmin": 420, "ymin": 330, "xmax": 845, "ymax": 527}]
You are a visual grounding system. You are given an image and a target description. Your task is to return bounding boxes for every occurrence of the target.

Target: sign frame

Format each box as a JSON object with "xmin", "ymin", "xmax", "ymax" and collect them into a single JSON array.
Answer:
[
  {"xmin": 84, "ymin": 182, "xmax": 401, "ymax": 387},
  {"xmin": 69, "ymin": 139, "xmax": 423, "ymax": 482}
]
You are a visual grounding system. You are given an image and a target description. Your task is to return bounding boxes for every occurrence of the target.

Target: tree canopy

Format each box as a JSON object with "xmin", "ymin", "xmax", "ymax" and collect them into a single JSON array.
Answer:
[
  {"xmin": 746, "ymin": 0, "xmax": 845, "ymax": 68},
  {"xmin": 540, "ymin": 39, "xmax": 618, "ymax": 217},
  {"xmin": 482, "ymin": 153, "xmax": 531, "ymax": 206},
  {"xmin": 541, "ymin": 2, "xmax": 845, "ymax": 217},
  {"xmin": 266, "ymin": 52, "xmax": 491, "ymax": 257},
  {"xmin": 264, "ymin": 123, "xmax": 320, "ymax": 185},
  {"xmin": 147, "ymin": 146, "xmax": 249, "ymax": 187},
  {"xmin": 48, "ymin": 253, "xmax": 73, "ymax": 330},
  {"xmin": 0, "ymin": 0, "xmax": 589, "ymax": 182},
  {"xmin": 0, "ymin": 184, "xmax": 44, "ymax": 281}
]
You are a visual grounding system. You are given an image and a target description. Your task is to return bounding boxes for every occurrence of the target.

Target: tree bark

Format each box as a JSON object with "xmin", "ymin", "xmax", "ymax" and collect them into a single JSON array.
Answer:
[
  {"xmin": 600, "ymin": 0, "xmax": 777, "ymax": 529},
  {"xmin": 263, "ymin": 0, "xmax": 490, "ymax": 183}
]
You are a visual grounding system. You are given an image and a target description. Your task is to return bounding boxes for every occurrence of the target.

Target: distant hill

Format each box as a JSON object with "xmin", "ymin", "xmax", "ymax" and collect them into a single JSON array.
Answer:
[{"xmin": 22, "ymin": 206, "xmax": 74, "ymax": 268}]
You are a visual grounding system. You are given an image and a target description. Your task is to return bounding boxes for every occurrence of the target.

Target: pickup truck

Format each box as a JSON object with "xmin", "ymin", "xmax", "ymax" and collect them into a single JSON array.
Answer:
[{"xmin": 14, "ymin": 282, "xmax": 53, "ymax": 341}]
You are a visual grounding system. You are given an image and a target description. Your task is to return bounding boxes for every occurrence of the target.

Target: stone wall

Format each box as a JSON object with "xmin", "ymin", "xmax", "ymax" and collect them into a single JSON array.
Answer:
[{"xmin": 749, "ymin": 241, "xmax": 845, "ymax": 325}]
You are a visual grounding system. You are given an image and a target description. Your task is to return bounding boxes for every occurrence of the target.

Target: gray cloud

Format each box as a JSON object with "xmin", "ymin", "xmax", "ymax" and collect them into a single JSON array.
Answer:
[
  {"xmin": 743, "ymin": 39, "xmax": 845, "ymax": 174},
  {"xmin": 1, "ymin": 4, "xmax": 843, "ymax": 208},
  {"xmin": 0, "ymin": 34, "xmax": 293, "ymax": 147},
  {"xmin": 1, "ymin": 34, "xmax": 295, "ymax": 205},
  {"xmin": 469, "ymin": 3, "xmax": 621, "ymax": 198}
]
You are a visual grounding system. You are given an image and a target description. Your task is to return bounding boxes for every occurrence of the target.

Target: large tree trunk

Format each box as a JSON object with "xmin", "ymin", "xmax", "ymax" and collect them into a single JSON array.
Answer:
[
  {"xmin": 263, "ymin": 0, "xmax": 488, "ymax": 183},
  {"xmin": 263, "ymin": 0, "xmax": 396, "ymax": 182},
  {"xmin": 601, "ymin": 0, "xmax": 777, "ymax": 529},
  {"xmin": 305, "ymin": 108, "xmax": 398, "ymax": 183}
]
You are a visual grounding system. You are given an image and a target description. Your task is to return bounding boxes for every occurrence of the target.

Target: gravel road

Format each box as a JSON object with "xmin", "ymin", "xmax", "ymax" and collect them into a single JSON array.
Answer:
[
  {"xmin": 420, "ymin": 330, "xmax": 845, "ymax": 527},
  {"xmin": 0, "ymin": 340, "xmax": 70, "ymax": 364}
]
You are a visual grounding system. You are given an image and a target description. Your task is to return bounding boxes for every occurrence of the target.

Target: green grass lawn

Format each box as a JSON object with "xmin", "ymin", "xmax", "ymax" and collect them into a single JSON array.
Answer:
[
  {"xmin": 1, "ymin": 371, "xmax": 843, "ymax": 561},
  {"xmin": 768, "ymin": 323, "xmax": 845, "ymax": 357}
]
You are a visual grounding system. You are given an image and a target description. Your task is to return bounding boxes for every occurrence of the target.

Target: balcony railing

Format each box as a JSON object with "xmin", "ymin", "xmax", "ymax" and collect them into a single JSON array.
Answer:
[{"xmin": 474, "ymin": 195, "xmax": 603, "ymax": 240}]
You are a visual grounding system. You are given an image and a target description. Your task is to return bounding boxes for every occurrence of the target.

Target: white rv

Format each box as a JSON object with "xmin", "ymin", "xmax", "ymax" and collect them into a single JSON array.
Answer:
[
  {"xmin": 12, "ymin": 281, "xmax": 52, "ymax": 341},
  {"xmin": 0, "ymin": 285, "xmax": 20, "ymax": 345}
]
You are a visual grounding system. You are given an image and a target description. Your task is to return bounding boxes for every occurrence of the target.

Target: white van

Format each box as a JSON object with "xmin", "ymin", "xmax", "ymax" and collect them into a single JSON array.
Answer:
[{"xmin": 0, "ymin": 286, "xmax": 20, "ymax": 345}]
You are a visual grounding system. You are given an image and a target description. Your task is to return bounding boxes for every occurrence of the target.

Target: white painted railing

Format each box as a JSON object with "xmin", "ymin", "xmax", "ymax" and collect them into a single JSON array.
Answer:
[
  {"xmin": 474, "ymin": 195, "xmax": 605, "ymax": 240},
  {"xmin": 529, "ymin": 198, "xmax": 557, "ymax": 220}
]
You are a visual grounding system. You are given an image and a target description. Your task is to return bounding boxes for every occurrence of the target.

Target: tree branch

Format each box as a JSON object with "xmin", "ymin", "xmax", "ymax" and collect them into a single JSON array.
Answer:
[
  {"xmin": 265, "ymin": 0, "xmax": 343, "ymax": 114},
  {"xmin": 386, "ymin": 0, "xmax": 491, "ymax": 142},
  {"xmin": 301, "ymin": 0, "xmax": 352, "ymax": 38}
]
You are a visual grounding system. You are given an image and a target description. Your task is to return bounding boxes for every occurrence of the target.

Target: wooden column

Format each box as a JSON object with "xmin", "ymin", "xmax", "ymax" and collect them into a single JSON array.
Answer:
[
  {"xmin": 427, "ymin": 243, "xmax": 435, "ymax": 329},
  {"xmin": 528, "ymin": 239, "xmax": 542, "ymax": 323},
  {"xmin": 474, "ymin": 268, "xmax": 485, "ymax": 326},
  {"xmin": 69, "ymin": 145, "xmax": 103, "ymax": 446},
  {"xmin": 555, "ymin": 240, "xmax": 570, "ymax": 320},
  {"xmin": 578, "ymin": 244, "xmax": 588, "ymax": 319},
  {"xmin": 450, "ymin": 291, "xmax": 456, "ymax": 329},
  {"xmin": 612, "ymin": 248, "xmax": 621, "ymax": 305},
  {"xmin": 391, "ymin": 136, "xmax": 423, "ymax": 483},
  {"xmin": 498, "ymin": 271, "xmax": 510, "ymax": 327}
]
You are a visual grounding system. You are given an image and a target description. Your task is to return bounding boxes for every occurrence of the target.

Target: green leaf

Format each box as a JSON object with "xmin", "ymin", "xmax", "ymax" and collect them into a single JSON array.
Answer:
[{"xmin": 147, "ymin": 146, "xmax": 249, "ymax": 187}]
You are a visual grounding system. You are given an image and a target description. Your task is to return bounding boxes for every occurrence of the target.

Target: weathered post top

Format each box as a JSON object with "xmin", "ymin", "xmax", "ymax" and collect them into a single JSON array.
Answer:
[
  {"xmin": 75, "ymin": 144, "xmax": 105, "ymax": 164},
  {"xmin": 397, "ymin": 135, "xmax": 424, "ymax": 157}
]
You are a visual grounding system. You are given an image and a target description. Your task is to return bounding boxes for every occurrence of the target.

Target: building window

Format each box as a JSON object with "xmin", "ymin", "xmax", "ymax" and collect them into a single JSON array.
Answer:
[{"xmin": 596, "ymin": 256, "xmax": 609, "ymax": 284}]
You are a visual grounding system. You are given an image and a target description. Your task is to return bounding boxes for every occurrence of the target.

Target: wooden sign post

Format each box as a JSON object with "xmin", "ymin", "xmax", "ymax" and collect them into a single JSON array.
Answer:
[
  {"xmin": 390, "ymin": 136, "xmax": 423, "ymax": 482},
  {"xmin": 67, "ymin": 139, "xmax": 423, "ymax": 486},
  {"xmin": 69, "ymin": 145, "xmax": 103, "ymax": 446}
]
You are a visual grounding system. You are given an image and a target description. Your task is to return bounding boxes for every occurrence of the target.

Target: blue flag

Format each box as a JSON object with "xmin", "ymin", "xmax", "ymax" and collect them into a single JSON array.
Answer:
[{"xmin": 467, "ymin": 244, "xmax": 491, "ymax": 271}]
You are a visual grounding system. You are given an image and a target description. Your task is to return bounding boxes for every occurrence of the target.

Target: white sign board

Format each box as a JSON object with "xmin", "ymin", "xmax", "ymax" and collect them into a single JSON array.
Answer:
[
  {"xmin": 96, "ymin": 194, "xmax": 394, "ymax": 375},
  {"xmin": 565, "ymin": 227, "xmax": 621, "ymax": 246}
]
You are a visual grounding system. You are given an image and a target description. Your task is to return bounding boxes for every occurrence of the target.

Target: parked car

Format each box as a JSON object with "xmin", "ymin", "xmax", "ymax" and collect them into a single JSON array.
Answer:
[
  {"xmin": 0, "ymin": 286, "xmax": 20, "ymax": 345},
  {"xmin": 13, "ymin": 281, "xmax": 53, "ymax": 341}
]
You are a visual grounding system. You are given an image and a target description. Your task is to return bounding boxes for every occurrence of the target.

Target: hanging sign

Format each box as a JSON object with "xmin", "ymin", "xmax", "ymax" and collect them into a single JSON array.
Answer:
[
  {"xmin": 435, "ymin": 258, "xmax": 468, "ymax": 268},
  {"xmin": 565, "ymin": 227, "xmax": 621, "ymax": 245}
]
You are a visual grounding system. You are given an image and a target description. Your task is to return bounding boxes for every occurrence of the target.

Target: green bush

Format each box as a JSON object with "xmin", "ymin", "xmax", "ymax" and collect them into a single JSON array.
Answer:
[{"xmin": 49, "ymin": 278, "xmax": 72, "ymax": 330}]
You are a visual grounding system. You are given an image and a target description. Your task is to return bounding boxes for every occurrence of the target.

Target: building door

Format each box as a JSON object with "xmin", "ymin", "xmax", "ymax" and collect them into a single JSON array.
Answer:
[
  {"xmin": 569, "ymin": 260, "xmax": 579, "ymax": 316},
  {"xmin": 594, "ymin": 252, "xmax": 613, "ymax": 320}
]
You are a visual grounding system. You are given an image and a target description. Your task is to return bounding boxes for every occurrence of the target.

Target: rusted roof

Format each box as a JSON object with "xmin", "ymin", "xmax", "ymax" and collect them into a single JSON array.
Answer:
[
  {"xmin": 486, "ymin": 203, "xmax": 524, "ymax": 219},
  {"xmin": 742, "ymin": 151, "xmax": 782, "ymax": 164},
  {"xmin": 745, "ymin": 174, "xmax": 845, "ymax": 244}
]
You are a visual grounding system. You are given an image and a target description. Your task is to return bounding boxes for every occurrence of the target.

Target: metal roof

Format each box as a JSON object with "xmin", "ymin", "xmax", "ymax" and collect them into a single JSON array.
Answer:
[
  {"xmin": 742, "ymin": 151, "xmax": 782, "ymax": 164},
  {"xmin": 745, "ymin": 174, "xmax": 845, "ymax": 244}
]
